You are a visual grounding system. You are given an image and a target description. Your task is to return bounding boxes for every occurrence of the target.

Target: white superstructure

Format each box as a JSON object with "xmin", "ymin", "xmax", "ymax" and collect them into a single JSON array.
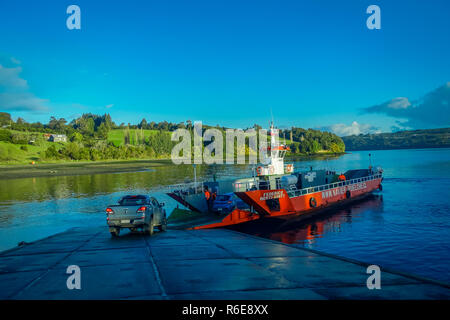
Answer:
[{"xmin": 256, "ymin": 123, "xmax": 294, "ymax": 176}]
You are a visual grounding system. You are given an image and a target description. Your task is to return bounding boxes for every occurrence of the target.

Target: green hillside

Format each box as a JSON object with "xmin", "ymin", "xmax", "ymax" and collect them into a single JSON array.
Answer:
[
  {"xmin": 0, "ymin": 112, "xmax": 345, "ymax": 164},
  {"xmin": 0, "ymin": 130, "xmax": 65, "ymax": 164},
  {"xmin": 0, "ymin": 141, "xmax": 60, "ymax": 164}
]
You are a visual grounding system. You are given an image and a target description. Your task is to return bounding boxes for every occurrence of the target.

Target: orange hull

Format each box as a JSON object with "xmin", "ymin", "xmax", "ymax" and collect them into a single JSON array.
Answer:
[
  {"xmin": 237, "ymin": 177, "xmax": 382, "ymax": 217},
  {"xmin": 192, "ymin": 177, "xmax": 382, "ymax": 230}
]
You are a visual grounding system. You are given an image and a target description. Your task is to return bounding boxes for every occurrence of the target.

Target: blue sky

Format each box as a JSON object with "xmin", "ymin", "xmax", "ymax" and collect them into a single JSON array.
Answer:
[{"xmin": 0, "ymin": 0, "xmax": 449, "ymax": 135}]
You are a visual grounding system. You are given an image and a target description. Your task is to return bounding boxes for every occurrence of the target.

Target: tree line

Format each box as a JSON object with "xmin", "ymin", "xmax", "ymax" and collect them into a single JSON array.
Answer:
[
  {"xmin": 281, "ymin": 127, "xmax": 345, "ymax": 154},
  {"xmin": 0, "ymin": 112, "xmax": 345, "ymax": 162},
  {"xmin": 341, "ymin": 128, "xmax": 450, "ymax": 151}
]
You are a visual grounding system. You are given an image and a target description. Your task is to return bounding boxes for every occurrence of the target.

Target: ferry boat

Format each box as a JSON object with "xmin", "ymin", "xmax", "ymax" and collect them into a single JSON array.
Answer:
[
  {"xmin": 166, "ymin": 124, "xmax": 383, "ymax": 229},
  {"xmin": 166, "ymin": 124, "xmax": 293, "ymax": 213}
]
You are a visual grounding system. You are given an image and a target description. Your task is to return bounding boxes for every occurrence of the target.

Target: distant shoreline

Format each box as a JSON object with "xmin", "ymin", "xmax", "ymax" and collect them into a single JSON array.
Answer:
[
  {"xmin": 0, "ymin": 159, "xmax": 173, "ymax": 180},
  {"xmin": 4, "ymin": 147, "xmax": 448, "ymax": 180},
  {"xmin": 0, "ymin": 153, "xmax": 346, "ymax": 180},
  {"xmin": 341, "ymin": 128, "xmax": 450, "ymax": 151},
  {"xmin": 345, "ymin": 145, "xmax": 450, "ymax": 152}
]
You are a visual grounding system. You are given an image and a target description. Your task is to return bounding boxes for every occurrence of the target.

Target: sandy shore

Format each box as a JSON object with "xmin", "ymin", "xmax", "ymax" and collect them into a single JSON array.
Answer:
[{"xmin": 0, "ymin": 159, "xmax": 173, "ymax": 180}]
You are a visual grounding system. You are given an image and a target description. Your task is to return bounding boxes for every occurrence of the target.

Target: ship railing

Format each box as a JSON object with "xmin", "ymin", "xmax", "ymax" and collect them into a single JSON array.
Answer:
[
  {"xmin": 286, "ymin": 173, "xmax": 382, "ymax": 198},
  {"xmin": 162, "ymin": 181, "xmax": 206, "ymax": 196},
  {"xmin": 232, "ymin": 173, "xmax": 382, "ymax": 196},
  {"xmin": 233, "ymin": 179, "xmax": 270, "ymax": 192}
]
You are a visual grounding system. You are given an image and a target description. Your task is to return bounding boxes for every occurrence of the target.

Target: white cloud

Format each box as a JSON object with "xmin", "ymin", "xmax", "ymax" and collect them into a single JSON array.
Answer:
[
  {"xmin": 385, "ymin": 97, "xmax": 411, "ymax": 109},
  {"xmin": 319, "ymin": 121, "xmax": 380, "ymax": 137},
  {"xmin": 10, "ymin": 57, "xmax": 21, "ymax": 65},
  {"xmin": 105, "ymin": 104, "xmax": 114, "ymax": 109},
  {"xmin": 0, "ymin": 65, "xmax": 28, "ymax": 88},
  {"xmin": 0, "ymin": 64, "xmax": 49, "ymax": 112},
  {"xmin": 0, "ymin": 92, "xmax": 49, "ymax": 112},
  {"xmin": 363, "ymin": 82, "xmax": 450, "ymax": 129}
]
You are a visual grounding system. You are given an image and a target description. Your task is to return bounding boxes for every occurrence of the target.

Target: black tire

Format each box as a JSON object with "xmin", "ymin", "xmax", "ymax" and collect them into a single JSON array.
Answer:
[
  {"xmin": 159, "ymin": 216, "xmax": 167, "ymax": 232},
  {"xmin": 309, "ymin": 197, "xmax": 317, "ymax": 208},
  {"xmin": 110, "ymin": 228, "xmax": 120, "ymax": 237},
  {"xmin": 346, "ymin": 190, "xmax": 351, "ymax": 199},
  {"xmin": 146, "ymin": 221, "xmax": 154, "ymax": 236}
]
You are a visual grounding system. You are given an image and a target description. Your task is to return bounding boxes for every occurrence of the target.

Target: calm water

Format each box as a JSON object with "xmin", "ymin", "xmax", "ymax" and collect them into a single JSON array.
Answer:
[{"xmin": 0, "ymin": 149, "xmax": 449, "ymax": 283}]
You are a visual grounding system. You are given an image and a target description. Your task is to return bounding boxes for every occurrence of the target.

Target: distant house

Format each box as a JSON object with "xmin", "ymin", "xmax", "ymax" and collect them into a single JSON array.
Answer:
[{"xmin": 48, "ymin": 134, "xmax": 67, "ymax": 142}]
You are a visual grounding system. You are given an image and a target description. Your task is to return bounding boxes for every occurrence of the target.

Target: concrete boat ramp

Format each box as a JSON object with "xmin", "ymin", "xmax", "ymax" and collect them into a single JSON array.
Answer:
[{"xmin": 0, "ymin": 227, "xmax": 449, "ymax": 300}]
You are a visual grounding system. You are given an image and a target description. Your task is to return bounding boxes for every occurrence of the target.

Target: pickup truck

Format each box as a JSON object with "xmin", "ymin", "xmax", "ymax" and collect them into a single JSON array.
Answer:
[{"xmin": 106, "ymin": 195, "xmax": 167, "ymax": 237}]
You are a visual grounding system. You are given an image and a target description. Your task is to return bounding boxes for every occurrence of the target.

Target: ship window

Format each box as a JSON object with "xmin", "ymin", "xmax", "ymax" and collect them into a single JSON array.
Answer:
[
  {"xmin": 259, "ymin": 180, "xmax": 269, "ymax": 190},
  {"xmin": 266, "ymin": 199, "xmax": 280, "ymax": 212}
]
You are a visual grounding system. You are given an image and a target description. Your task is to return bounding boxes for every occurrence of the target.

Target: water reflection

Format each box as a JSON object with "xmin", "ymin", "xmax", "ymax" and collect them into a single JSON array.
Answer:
[{"xmin": 0, "ymin": 163, "xmax": 253, "ymax": 204}]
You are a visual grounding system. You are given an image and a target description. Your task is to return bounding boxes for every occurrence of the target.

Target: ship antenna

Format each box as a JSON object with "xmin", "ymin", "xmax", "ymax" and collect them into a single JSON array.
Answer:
[{"xmin": 270, "ymin": 107, "xmax": 273, "ymax": 125}]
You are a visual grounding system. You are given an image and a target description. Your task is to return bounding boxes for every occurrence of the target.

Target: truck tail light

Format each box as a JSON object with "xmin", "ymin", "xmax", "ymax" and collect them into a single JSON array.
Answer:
[
  {"xmin": 136, "ymin": 207, "xmax": 146, "ymax": 218},
  {"xmin": 106, "ymin": 208, "xmax": 114, "ymax": 221}
]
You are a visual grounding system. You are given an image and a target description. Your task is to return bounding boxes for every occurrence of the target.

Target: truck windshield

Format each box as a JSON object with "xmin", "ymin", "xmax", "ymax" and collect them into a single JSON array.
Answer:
[{"xmin": 120, "ymin": 197, "xmax": 147, "ymax": 206}]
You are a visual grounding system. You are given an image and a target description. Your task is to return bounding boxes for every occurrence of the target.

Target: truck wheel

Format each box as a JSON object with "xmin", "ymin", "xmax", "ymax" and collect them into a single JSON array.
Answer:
[
  {"xmin": 110, "ymin": 228, "xmax": 120, "ymax": 237},
  {"xmin": 159, "ymin": 216, "xmax": 167, "ymax": 232},
  {"xmin": 146, "ymin": 221, "xmax": 154, "ymax": 236}
]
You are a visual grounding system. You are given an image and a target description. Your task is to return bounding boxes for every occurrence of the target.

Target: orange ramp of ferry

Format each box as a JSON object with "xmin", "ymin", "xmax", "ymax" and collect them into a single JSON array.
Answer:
[{"xmin": 189, "ymin": 209, "xmax": 261, "ymax": 230}]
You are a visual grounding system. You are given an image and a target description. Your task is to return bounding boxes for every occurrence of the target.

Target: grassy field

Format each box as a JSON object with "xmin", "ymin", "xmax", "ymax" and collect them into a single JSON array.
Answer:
[
  {"xmin": 168, "ymin": 208, "xmax": 204, "ymax": 222},
  {"xmin": 0, "ymin": 140, "xmax": 64, "ymax": 164},
  {"xmin": 108, "ymin": 129, "xmax": 160, "ymax": 146},
  {"xmin": 0, "ymin": 129, "xmax": 68, "ymax": 164}
]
